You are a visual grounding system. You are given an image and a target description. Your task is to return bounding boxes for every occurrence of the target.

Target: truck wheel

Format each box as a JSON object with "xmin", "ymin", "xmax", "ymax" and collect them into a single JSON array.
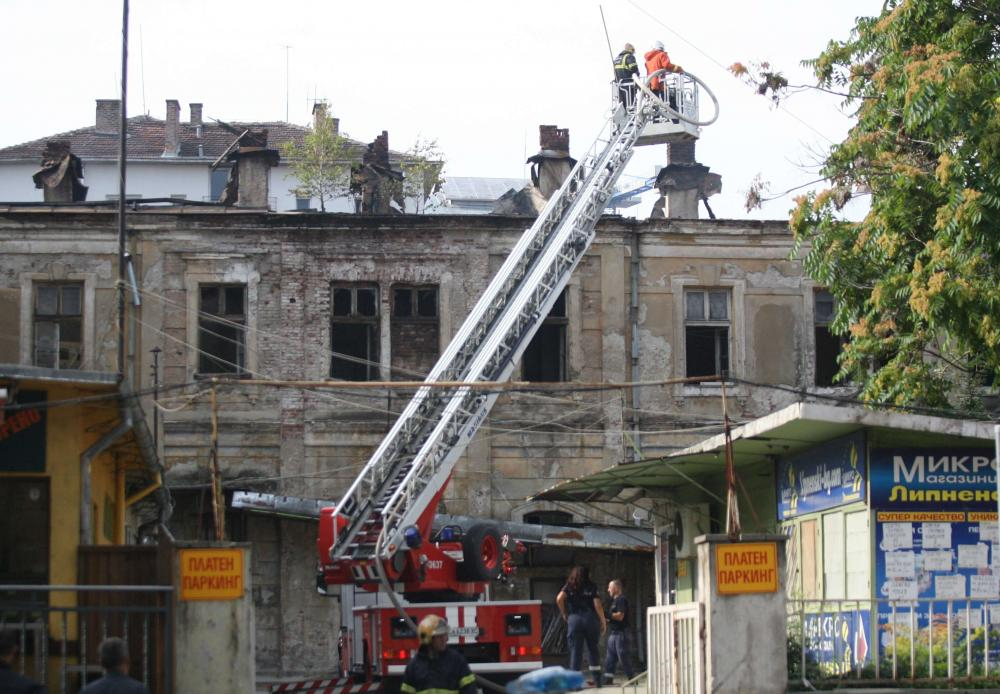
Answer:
[{"xmin": 457, "ymin": 523, "xmax": 501, "ymax": 582}]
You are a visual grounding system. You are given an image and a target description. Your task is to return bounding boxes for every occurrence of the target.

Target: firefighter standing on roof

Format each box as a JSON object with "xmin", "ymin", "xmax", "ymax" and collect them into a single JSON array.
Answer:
[
  {"xmin": 401, "ymin": 615, "xmax": 478, "ymax": 694},
  {"xmin": 614, "ymin": 43, "xmax": 639, "ymax": 109}
]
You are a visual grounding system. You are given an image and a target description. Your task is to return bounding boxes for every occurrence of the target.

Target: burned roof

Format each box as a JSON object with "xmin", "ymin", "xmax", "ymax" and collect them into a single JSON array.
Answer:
[{"xmin": 0, "ymin": 115, "xmax": 383, "ymax": 163}]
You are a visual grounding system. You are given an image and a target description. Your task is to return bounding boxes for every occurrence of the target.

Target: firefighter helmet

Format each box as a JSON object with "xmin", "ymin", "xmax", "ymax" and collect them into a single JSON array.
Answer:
[{"xmin": 417, "ymin": 615, "xmax": 449, "ymax": 645}]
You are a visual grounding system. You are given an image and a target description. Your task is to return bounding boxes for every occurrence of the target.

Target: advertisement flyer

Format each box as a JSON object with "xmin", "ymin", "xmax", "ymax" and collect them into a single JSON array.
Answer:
[{"xmin": 777, "ymin": 432, "xmax": 866, "ymax": 520}]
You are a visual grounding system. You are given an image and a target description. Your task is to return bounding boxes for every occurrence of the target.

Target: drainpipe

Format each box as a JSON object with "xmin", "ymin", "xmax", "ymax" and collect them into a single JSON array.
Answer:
[
  {"xmin": 629, "ymin": 229, "xmax": 641, "ymax": 461},
  {"xmin": 80, "ymin": 411, "xmax": 133, "ymax": 545}
]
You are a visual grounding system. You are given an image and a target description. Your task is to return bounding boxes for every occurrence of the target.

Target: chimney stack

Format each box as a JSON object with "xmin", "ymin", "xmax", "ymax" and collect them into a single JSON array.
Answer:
[
  {"xmin": 190, "ymin": 103, "xmax": 203, "ymax": 128},
  {"xmin": 163, "ymin": 99, "xmax": 180, "ymax": 157},
  {"xmin": 312, "ymin": 101, "xmax": 327, "ymax": 129},
  {"xmin": 532, "ymin": 125, "xmax": 574, "ymax": 199},
  {"xmin": 95, "ymin": 99, "xmax": 121, "ymax": 134},
  {"xmin": 33, "ymin": 141, "xmax": 88, "ymax": 203}
]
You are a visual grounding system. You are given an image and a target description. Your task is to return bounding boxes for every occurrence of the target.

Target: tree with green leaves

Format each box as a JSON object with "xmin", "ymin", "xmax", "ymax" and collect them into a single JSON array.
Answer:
[
  {"xmin": 397, "ymin": 136, "xmax": 446, "ymax": 213},
  {"xmin": 282, "ymin": 105, "xmax": 353, "ymax": 212},
  {"xmin": 770, "ymin": 1, "xmax": 1000, "ymax": 408}
]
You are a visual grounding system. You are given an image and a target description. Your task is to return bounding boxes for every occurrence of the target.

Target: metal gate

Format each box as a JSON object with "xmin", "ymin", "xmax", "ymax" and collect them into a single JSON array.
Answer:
[
  {"xmin": 0, "ymin": 584, "xmax": 173, "ymax": 694},
  {"xmin": 647, "ymin": 602, "xmax": 704, "ymax": 694}
]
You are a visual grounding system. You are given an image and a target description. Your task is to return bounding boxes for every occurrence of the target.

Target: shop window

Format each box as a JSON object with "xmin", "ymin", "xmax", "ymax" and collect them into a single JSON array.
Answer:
[
  {"xmin": 33, "ymin": 282, "xmax": 83, "ymax": 369},
  {"xmin": 685, "ymin": 289, "xmax": 730, "ymax": 378},
  {"xmin": 522, "ymin": 290, "xmax": 567, "ymax": 382},
  {"xmin": 198, "ymin": 284, "xmax": 247, "ymax": 375},
  {"xmin": 331, "ymin": 284, "xmax": 380, "ymax": 381},
  {"xmin": 800, "ymin": 519, "xmax": 819, "ymax": 600},
  {"xmin": 814, "ymin": 290, "xmax": 843, "ymax": 386},
  {"xmin": 844, "ymin": 510, "xmax": 869, "ymax": 599},
  {"xmin": 391, "ymin": 284, "xmax": 439, "ymax": 379},
  {"xmin": 822, "ymin": 513, "xmax": 846, "ymax": 599}
]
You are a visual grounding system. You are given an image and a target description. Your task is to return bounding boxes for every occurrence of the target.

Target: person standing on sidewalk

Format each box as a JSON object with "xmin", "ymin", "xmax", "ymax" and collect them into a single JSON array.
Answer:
[
  {"xmin": 79, "ymin": 638, "xmax": 149, "ymax": 694},
  {"xmin": 557, "ymin": 565, "xmax": 606, "ymax": 686},
  {"xmin": 0, "ymin": 630, "xmax": 44, "ymax": 694},
  {"xmin": 602, "ymin": 579, "xmax": 635, "ymax": 685}
]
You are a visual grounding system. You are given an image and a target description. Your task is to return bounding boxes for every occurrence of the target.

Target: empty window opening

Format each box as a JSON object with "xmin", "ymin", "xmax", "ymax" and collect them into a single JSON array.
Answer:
[
  {"xmin": 522, "ymin": 290, "xmax": 567, "ymax": 382},
  {"xmin": 34, "ymin": 282, "xmax": 83, "ymax": 369},
  {"xmin": 685, "ymin": 289, "xmax": 730, "ymax": 378},
  {"xmin": 331, "ymin": 284, "xmax": 379, "ymax": 381},
  {"xmin": 814, "ymin": 290, "xmax": 843, "ymax": 387},
  {"xmin": 198, "ymin": 284, "xmax": 247, "ymax": 375}
]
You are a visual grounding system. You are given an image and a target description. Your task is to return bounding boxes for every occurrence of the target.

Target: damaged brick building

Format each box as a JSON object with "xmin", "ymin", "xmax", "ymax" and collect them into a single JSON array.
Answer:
[{"xmin": 0, "ymin": 123, "xmax": 843, "ymax": 679}]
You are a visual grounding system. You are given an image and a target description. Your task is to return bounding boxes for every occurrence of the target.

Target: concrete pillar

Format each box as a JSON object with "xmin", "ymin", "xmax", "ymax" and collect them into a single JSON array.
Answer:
[
  {"xmin": 695, "ymin": 534, "xmax": 788, "ymax": 693},
  {"xmin": 171, "ymin": 541, "xmax": 255, "ymax": 692}
]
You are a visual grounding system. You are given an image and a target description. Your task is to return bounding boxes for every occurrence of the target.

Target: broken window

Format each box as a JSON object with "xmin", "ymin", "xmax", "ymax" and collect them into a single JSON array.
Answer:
[
  {"xmin": 684, "ymin": 289, "xmax": 730, "ymax": 378},
  {"xmin": 210, "ymin": 167, "xmax": 231, "ymax": 201},
  {"xmin": 391, "ymin": 285, "xmax": 439, "ymax": 379},
  {"xmin": 198, "ymin": 284, "xmax": 247, "ymax": 375},
  {"xmin": 33, "ymin": 282, "xmax": 83, "ymax": 369},
  {"xmin": 331, "ymin": 284, "xmax": 380, "ymax": 381},
  {"xmin": 522, "ymin": 290, "xmax": 567, "ymax": 382},
  {"xmin": 814, "ymin": 290, "xmax": 843, "ymax": 387}
]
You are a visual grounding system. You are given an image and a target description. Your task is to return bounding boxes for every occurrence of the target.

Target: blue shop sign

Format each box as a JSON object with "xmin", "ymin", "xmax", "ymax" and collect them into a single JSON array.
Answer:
[
  {"xmin": 777, "ymin": 432, "xmax": 865, "ymax": 520},
  {"xmin": 870, "ymin": 448, "xmax": 997, "ymax": 510}
]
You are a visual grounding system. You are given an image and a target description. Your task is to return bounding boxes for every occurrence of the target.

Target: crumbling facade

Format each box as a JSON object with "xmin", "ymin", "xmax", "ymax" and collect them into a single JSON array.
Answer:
[{"xmin": 0, "ymin": 200, "xmax": 842, "ymax": 677}]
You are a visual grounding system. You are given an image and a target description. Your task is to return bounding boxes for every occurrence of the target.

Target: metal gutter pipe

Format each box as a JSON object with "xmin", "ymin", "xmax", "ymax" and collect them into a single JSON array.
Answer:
[{"xmin": 80, "ymin": 412, "xmax": 133, "ymax": 545}]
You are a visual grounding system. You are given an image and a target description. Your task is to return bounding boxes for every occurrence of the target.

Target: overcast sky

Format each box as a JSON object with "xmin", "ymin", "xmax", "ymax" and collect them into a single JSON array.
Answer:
[{"xmin": 2, "ymin": 0, "xmax": 880, "ymax": 220}]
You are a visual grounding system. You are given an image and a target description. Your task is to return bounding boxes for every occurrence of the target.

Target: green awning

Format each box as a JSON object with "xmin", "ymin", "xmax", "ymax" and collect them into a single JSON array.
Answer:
[{"xmin": 531, "ymin": 402, "xmax": 995, "ymax": 504}]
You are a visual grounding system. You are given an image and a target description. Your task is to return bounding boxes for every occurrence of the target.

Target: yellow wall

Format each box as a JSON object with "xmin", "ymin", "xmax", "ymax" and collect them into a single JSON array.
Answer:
[{"xmin": 1, "ymin": 380, "xmax": 141, "ymax": 637}]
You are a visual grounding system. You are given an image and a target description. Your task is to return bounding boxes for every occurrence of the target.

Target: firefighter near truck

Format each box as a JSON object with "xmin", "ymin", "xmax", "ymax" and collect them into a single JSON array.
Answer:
[{"xmin": 314, "ymin": 67, "xmax": 716, "ymax": 692}]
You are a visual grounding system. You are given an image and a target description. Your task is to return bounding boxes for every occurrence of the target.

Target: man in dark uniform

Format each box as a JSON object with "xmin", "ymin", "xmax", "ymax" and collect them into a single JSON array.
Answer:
[
  {"xmin": 0, "ymin": 630, "xmax": 44, "ymax": 694},
  {"xmin": 79, "ymin": 638, "xmax": 149, "ymax": 694},
  {"xmin": 603, "ymin": 579, "xmax": 635, "ymax": 685},
  {"xmin": 401, "ymin": 615, "xmax": 477, "ymax": 694},
  {"xmin": 613, "ymin": 43, "xmax": 640, "ymax": 109}
]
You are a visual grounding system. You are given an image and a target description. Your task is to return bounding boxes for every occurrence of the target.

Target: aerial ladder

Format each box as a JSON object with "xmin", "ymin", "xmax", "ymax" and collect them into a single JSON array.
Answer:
[{"xmin": 316, "ymin": 71, "xmax": 718, "ymax": 684}]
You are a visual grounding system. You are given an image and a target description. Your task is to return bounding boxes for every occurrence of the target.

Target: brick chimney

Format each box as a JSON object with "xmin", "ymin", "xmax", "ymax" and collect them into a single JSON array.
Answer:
[
  {"xmin": 95, "ymin": 99, "xmax": 120, "ymax": 134},
  {"xmin": 652, "ymin": 140, "xmax": 722, "ymax": 219},
  {"xmin": 531, "ymin": 125, "xmax": 574, "ymax": 199},
  {"xmin": 163, "ymin": 99, "xmax": 180, "ymax": 157},
  {"xmin": 190, "ymin": 103, "xmax": 203, "ymax": 128},
  {"xmin": 33, "ymin": 141, "xmax": 88, "ymax": 203}
]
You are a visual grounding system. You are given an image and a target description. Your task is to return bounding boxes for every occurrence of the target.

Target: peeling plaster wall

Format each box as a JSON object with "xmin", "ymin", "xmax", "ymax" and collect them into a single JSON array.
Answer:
[{"xmin": 0, "ymin": 210, "xmax": 817, "ymax": 677}]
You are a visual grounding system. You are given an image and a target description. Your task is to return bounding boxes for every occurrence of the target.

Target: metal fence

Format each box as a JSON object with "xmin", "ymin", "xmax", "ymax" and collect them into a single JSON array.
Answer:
[
  {"xmin": 647, "ymin": 602, "xmax": 704, "ymax": 694},
  {"xmin": 0, "ymin": 584, "xmax": 173, "ymax": 694},
  {"xmin": 788, "ymin": 597, "xmax": 1000, "ymax": 687}
]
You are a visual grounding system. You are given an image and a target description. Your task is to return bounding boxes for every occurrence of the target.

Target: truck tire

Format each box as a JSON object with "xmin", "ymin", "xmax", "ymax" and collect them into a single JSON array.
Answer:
[{"xmin": 457, "ymin": 523, "xmax": 501, "ymax": 582}]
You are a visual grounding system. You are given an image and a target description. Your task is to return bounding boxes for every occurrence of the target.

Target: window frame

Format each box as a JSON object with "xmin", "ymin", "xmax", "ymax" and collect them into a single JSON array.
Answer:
[
  {"xmin": 391, "ymin": 284, "xmax": 439, "ymax": 321},
  {"xmin": 197, "ymin": 282, "xmax": 248, "ymax": 376},
  {"xmin": 32, "ymin": 282, "xmax": 84, "ymax": 370},
  {"xmin": 813, "ymin": 289, "xmax": 846, "ymax": 387},
  {"xmin": 683, "ymin": 288, "xmax": 731, "ymax": 379},
  {"xmin": 330, "ymin": 283, "xmax": 381, "ymax": 381}
]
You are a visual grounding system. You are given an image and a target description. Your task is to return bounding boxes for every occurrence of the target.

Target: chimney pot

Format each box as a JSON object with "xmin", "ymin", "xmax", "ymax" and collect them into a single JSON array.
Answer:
[
  {"xmin": 95, "ymin": 99, "xmax": 121, "ymax": 134},
  {"xmin": 190, "ymin": 102, "xmax": 203, "ymax": 128},
  {"xmin": 164, "ymin": 99, "xmax": 181, "ymax": 157}
]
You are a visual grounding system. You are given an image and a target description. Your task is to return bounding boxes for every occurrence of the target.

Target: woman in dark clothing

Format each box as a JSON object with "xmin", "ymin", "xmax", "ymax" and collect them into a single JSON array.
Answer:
[{"xmin": 556, "ymin": 565, "xmax": 606, "ymax": 684}]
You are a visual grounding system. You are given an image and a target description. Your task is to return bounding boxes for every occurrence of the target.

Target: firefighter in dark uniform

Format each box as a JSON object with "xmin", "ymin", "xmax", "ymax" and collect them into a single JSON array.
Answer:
[
  {"xmin": 614, "ymin": 43, "xmax": 640, "ymax": 109},
  {"xmin": 401, "ymin": 615, "xmax": 478, "ymax": 694}
]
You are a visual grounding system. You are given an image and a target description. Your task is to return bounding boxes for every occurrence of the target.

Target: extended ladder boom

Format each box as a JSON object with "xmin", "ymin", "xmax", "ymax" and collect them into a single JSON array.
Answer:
[{"xmin": 327, "ymin": 87, "xmax": 676, "ymax": 571}]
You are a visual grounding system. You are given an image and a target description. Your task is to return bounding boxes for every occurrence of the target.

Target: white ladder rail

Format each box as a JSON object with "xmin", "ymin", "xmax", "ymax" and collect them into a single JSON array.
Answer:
[
  {"xmin": 375, "ymin": 106, "xmax": 651, "ymax": 557},
  {"xmin": 326, "ymin": 124, "xmax": 624, "ymax": 559}
]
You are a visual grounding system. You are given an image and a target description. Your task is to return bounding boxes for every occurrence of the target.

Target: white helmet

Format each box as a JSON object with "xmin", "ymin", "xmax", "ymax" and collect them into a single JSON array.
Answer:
[{"xmin": 654, "ymin": 40, "xmax": 665, "ymax": 51}]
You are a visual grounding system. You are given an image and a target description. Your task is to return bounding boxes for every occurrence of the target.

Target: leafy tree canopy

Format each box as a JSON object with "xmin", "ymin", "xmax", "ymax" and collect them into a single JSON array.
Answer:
[
  {"xmin": 790, "ymin": 0, "xmax": 1000, "ymax": 408},
  {"xmin": 282, "ymin": 106, "xmax": 352, "ymax": 212}
]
